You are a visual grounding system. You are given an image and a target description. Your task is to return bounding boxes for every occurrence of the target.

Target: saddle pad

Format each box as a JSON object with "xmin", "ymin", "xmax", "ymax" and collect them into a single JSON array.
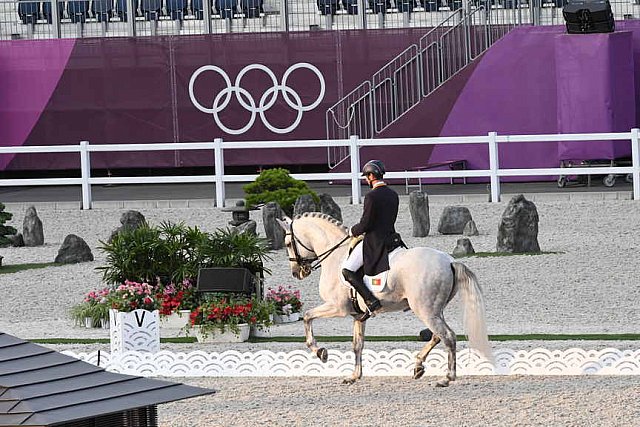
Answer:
[{"xmin": 363, "ymin": 247, "xmax": 404, "ymax": 293}]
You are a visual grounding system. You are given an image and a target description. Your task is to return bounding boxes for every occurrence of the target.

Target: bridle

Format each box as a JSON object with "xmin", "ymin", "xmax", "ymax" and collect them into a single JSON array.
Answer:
[{"xmin": 286, "ymin": 219, "xmax": 350, "ymax": 276}]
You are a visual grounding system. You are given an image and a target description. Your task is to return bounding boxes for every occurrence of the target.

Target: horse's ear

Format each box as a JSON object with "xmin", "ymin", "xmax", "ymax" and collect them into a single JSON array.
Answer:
[{"xmin": 276, "ymin": 216, "xmax": 291, "ymax": 232}]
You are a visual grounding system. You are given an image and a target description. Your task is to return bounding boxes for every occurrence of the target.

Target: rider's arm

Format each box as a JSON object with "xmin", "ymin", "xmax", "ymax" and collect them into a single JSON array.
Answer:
[{"xmin": 350, "ymin": 193, "xmax": 375, "ymax": 237}]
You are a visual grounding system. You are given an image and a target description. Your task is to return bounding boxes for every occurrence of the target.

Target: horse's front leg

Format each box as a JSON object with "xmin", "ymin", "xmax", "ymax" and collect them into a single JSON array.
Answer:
[
  {"xmin": 343, "ymin": 319, "xmax": 366, "ymax": 385},
  {"xmin": 303, "ymin": 302, "xmax": 348, "ymax": 363}
]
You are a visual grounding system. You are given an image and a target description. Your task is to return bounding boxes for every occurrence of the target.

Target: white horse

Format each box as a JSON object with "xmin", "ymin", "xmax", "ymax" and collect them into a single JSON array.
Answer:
[{"xmin": 277, "ymin": 212, "xmax": 492, "ymax": 386}]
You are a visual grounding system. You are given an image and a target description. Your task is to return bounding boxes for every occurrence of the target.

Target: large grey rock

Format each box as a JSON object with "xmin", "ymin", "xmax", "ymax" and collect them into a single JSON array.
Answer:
[
  {"xmin": 22, "ymin": 206, "xmax": 44, "ymax": 246},
  {"xmin": 109, "ymin": 210, "xmax": 146, "ymax": 241},
  {"xmin": 463, "ymin": 220, "xmax": 479, "ymax": 236},
  {"xmin": 263, "ymin": 202, "xmax": 285, "ymax": 250},
  {"xmin": 409, "ymin": 191, "xmax": 430, "ymax": 237},
  {"xmin": 55, "ymin": 234, "xmax": 94, "ymax": 264},
  {"xmin": 437, "ymin": 206, "xmax": 472, "ymax": 235},
  {"xmin": 453, "ymin": 238, "xmax": 475, "ymax": 257},
  {"xmin": 233, "ymin": 220, "xmax": 257, "ymax": 236},
  {"xmin": 497, "ymin": 194, "xmax": 540, "ymax": 253},
  {"xmin": 319, "ymin": 193, "xmax": 342, "ymax": 222},
  {"xmin": 293, "ymin": 194, "xmax": 317, "ymax": 217}
]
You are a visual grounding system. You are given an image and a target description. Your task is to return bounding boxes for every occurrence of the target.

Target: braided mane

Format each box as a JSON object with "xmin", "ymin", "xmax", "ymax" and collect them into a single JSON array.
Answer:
[{"xmin": 294, "ymin": 212, "xmax": 348, "ymax": 233}]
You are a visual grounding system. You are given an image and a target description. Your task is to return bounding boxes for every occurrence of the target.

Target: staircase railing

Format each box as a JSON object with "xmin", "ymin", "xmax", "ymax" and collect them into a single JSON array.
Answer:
[{"xmin": 326, "ymin": 3, "xmax": 524, "ymax": 168}]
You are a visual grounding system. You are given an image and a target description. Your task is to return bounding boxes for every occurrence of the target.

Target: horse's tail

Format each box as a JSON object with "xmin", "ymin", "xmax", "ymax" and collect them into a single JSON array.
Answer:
[{"xmin": 451, "ymin": 262, "xmax": 494, "ymax": 363}]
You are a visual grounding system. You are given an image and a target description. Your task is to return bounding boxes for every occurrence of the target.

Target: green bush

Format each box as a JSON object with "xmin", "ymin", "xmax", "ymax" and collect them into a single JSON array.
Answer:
[
  {"xmin": 0, "ymin": 203, "xmax": 17, "ymax": 247},
  {"xmin": 243, "ymin": 168, "xmax": 318, "ymax": 216},
  {"xmin": 97, "ymin": 221, "xmax": 271, "ymax": 285}
]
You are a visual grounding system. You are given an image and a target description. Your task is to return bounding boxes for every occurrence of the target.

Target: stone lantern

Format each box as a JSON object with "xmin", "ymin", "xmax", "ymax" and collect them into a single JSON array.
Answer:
[{"xmin": 222, "ymin": 200, "xmax": 256, "ymax": 226}]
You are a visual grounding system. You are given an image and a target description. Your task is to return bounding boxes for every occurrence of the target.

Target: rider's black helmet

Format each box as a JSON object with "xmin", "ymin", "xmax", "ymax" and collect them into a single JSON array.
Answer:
[{"xmin": 361, "ymin": 160, "xmax": 385, "ymax": 179}]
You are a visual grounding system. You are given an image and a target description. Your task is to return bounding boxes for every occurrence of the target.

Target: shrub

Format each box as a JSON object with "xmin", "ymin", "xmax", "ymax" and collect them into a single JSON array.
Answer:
[
  {"xmin": 0, "ymin": 203, "xmax": 17, "ymax": 247},
  {"xmin": 97, "ymin": 221, "xmax": 271, "ymax": 285},
  {"xmin": 243, "ymin": 168, "xmax": 318, "ymax": 216}
]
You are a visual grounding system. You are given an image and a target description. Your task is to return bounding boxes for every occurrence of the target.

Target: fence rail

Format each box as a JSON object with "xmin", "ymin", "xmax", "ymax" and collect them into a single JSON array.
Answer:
[{"xmin": 1, "ymin": 129, "xmax": 639, "ymax": 209}]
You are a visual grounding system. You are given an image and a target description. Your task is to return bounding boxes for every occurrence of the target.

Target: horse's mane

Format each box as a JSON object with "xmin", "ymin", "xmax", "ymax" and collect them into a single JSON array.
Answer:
[{"xmin": 294, "ymin": 212, "xmax": 348, "ymax": 234}]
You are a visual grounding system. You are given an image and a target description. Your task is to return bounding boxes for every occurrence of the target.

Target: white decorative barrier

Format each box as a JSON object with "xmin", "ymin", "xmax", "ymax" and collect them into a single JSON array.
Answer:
[
  {"xmin": 61, "ymin": 348, "xmax": 640, "ymax": 377},
  {"xmin": 109, "ymin": 309, "xmax": 160, "ymax": 354}
]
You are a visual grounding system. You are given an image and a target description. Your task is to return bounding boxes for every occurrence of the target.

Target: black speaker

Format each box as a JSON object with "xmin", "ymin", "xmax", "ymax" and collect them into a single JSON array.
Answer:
[
  {"xmin": 196, "ymin": 267, "xmax": 255, "ymax": 295},
  {"xmin": 563, "ymin": 0, "xmax": 615, "ymax": 34}
]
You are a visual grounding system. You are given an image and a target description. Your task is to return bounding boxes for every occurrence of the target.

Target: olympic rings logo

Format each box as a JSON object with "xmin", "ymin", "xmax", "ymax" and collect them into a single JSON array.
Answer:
[{"xmin": 188, "ymin": 63, "xmax": 325, "ymax": 135}]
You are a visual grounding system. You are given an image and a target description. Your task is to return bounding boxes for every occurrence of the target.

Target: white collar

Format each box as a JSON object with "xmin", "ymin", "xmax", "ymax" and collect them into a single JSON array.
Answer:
[{"xmin": 372, "ymin": 181, "xmax": 386, "ymax": 189}]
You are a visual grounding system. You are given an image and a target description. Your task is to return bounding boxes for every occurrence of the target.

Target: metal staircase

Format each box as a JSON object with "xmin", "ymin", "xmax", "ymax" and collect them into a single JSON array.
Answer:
[{"xmin": 325, "ymin": 4, "xmax": 525, "ymax": 168}]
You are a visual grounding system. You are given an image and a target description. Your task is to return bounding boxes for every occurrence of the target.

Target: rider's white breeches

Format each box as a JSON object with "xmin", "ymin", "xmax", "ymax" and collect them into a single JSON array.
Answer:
[{"xmin": 342, "ymin": 241, "xmax": 364, "ymax": 272}]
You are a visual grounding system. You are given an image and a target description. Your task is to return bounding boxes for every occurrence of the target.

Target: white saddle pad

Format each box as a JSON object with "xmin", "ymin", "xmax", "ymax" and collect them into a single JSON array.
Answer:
[{"xmin": 341, "ymin": 247, "xmax": 404, "ymax": 293}]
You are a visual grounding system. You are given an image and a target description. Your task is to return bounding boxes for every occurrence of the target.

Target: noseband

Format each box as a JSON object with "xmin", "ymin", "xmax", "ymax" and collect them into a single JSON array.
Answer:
[{"xmin": 286, "ymin": 219, "xmax": 349, "ymax": 275}]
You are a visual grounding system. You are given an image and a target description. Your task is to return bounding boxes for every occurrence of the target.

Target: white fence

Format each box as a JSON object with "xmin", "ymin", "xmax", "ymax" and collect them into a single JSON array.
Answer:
[{"xmin": 1, "ymin": 129, "xmax": 639, "ymax": 209}]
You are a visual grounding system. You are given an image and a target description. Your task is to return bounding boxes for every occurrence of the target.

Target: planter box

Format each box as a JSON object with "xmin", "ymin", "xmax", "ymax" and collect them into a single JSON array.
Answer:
[
  {"xmin": 109, "ymin": 309, "xmax": 160, "ymax": 354},
  {"xmin": 274, "ymin": 312, "xmax": 300, "ymax": 324},
  {"xmin": 250, "ymin": 324, "xmax": 272, "ymax": 338},
  {"xmin": 194, "ymin": 324, "xmax": 250, "ymax": 343},
  {"xmin": 161, "ymin": 310, "xmax": 191, "ymax": 329}
]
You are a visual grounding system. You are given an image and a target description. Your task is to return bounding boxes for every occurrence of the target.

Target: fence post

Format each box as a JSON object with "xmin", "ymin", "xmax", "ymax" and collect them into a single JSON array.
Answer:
[
  {"xmin": 632, "ymin": 128, "xmax": 640, "ymax": 201},
  {"xmin": 214, "ymin": 138, "xmax": 225, "ymax": 208},
  {"xmin": 488, "ymin": 131, "xmax": 501, "ymax": 202},
  {"xmin": 349, "ymin": 135, "xmax": 361, "ymax": 205},
  {"xmin": 80, "ymin": 141, "xmax": 92, "ymax": 210}
]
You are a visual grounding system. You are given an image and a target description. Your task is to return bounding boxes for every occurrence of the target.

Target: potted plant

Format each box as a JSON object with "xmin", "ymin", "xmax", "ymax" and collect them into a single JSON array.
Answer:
[
  {"xmin": 70, "ymin": 288, "xmax": 110, "ymax": 328},
  {"xmin": 107, "ymin": 280, "xmax": 161, "ymax": 354},
  {"xmin": 265, "ymin": 285, "xmax": 303, "ymax": 324},
  {"xmin": 249, "ymin": 296, "xmax": 277, "ymax": 338},
  {"xmin": 157, "ymin": 278, "xmax": 197, "ymax": 330},
  {"xmin": 188, "ymin": 294, "xmax": 256, "ymax": 343}
]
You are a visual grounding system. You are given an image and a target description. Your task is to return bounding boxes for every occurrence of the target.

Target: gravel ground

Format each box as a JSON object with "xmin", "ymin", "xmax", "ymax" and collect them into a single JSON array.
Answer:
[{"xmin": 1, "ymin": 195, "xmax": 639, "ymax": 426}]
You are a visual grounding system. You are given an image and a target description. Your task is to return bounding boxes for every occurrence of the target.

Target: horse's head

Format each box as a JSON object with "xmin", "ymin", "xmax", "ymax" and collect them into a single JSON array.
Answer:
[{"xmin": 276, "ymin": 216, "xmax": 316, "ymax": 280}]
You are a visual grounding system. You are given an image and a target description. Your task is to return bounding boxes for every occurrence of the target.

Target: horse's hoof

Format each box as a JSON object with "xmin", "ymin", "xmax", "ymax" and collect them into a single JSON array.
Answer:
[
  {"xmin": 342, "ymin": 378, "xmax": 357, "ymax": 385},
  {"xmin": 413, "ymin": 366, "xmax": 425, "ymax": 380},
  {"xmin": 317, "ymin": 348, "xmax": 328, "ymax": 363},
  {"xmin": 435, "ymin": 379, "xmax": 450, "ymax": 387}
]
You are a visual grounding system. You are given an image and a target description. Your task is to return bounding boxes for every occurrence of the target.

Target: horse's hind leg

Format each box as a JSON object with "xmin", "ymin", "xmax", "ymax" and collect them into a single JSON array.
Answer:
[
  {"xmin": 413, "ymin": 315, "xmax": 457, "ymax": 387},
  {"xmin": 413, "ymin": 334, "xmax": 441, "ymax": 380},
  {"xmin": 343, "ymin": 320, "xmax": 366, "ymax": 385},
  {"xmin": 303, "ymin": 303, "xmax": 347, "ymax": 363}
]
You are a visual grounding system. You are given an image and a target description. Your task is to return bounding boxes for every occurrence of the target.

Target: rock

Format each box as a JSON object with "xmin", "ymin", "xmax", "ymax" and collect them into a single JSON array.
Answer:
[
  {"xmin": 55, "ymin": 234, "xmax": 94, "ymax": 264},
  {"xmin": 463, "ymin": 220, "xmax": 479, "ymax": 236},
  {"xmin": 409, "ymin": 191, "xmax": 430, "ymax": 237},
  {"xmin": 22, "ymin": 206, "xmax": 44, "ymax": 246},
  {"xmin": 497, "ymin": 194, "xmax": 541, "ymax": 253},
  {"xmin": 437, "ymin": 206, "xmax": 472, "ymax": 235},
  {"xmin": 293, "ymin": 194, "xmax": 317, "ymax": 217},
  {"xmin": 262, "ymin": 202, "xmax": 285, "ymax": 250},
  {"xmin": 7, "ymin": 233, "xmax": 24, "ymax": 247},
  {"xmin": 319, "ymin": 193, "xmax": 342, "ymax": 222},
  {"xmin": 109, "ymin": 210, "xmax": 146, "ymax": 241},
  {"xmin": 233, "ymin": 220, "xmax": 257, "ymax": 236},
  {"xmin": 418, "ymin": 328, "xmax": 433, "ymax": 341},
  {"xmin": 453, "ymin": 238, "xmax": 475, "ymax": 257}
]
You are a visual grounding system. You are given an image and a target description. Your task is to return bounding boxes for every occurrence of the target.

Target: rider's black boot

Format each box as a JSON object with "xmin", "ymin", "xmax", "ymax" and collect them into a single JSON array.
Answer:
[{"xmin": 342, "ymin": 268, "xmax": 382, "ymax": 322}]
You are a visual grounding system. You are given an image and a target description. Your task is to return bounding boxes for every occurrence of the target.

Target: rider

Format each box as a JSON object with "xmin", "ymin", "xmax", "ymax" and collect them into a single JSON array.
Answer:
[{"xmin": 342, "ymin": 159, "xmax": 400, "ymax": 322}]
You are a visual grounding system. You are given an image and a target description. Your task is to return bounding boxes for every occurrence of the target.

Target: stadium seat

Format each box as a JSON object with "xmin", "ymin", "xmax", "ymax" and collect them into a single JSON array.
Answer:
[
  {"xmin": 18, "ymin": 0, "xmax": 40, "ymax": 25},
  {"xmin": 67, "ymin": 0, "xmax": 89, "ymax": 23},
  {"xmin": 42, "ymin": 1, "xmax": 66, "ymax": 23},
  {"xmin": 167, "ymin": 0, "xmax": 188, "ymax": 20},
  {"xmin": 369, "ymin": 0, "xmax": 391, "ymax": 13},
  {"xmin": 92, "ymin": 0, "xmax": 113, "ymax": 22},
  {"xmin": 341, "ymin": 0, "xmax": 358, "ymax": 14},
  {"xmin": 114, "ymin": 0, "xmax": 132, "ymax": 21},
  {"xmin": 420, "ymin": 0, "xmax": 438, "ymax": 10},
  {"xmin": 317, "ymin": 0, "xmax": 338, "ymax": 15},
  {"xmin": 141, "ymin": 0, "xmax": 162, "ymax": 20},
  {"xmin": 240, "ymin": 0, "xmax": 262, "ymax": 18},
  {"xmin": 215, "ymin": 0, "xmax": 238, "ymax": 19},
  {"xmin": 396, "ymin": 0, "xmax": 415, "ymax": 12}
]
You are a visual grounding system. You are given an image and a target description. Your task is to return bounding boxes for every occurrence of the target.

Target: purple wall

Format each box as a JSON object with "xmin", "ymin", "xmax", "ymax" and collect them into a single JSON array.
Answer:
[{"xmin": 1, "ymin": 24, "xmax": 639, "ymax": 173}]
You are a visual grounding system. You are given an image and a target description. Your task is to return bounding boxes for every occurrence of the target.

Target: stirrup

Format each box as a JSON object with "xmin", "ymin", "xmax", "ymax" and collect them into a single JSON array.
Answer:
[{"xmin": 357, "ymin": 300, "xmax": 381, "ymax": 322}]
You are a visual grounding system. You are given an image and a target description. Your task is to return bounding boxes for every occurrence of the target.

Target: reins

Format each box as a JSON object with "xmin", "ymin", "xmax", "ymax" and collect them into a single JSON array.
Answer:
[{"xmin": 287, "ymin": 218, "xmax": 350, "ymax": 273}]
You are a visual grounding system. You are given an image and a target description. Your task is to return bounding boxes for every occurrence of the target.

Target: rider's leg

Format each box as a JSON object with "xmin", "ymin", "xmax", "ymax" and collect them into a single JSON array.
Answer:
[{"xmin": 341, "ymin": 243, "xmax": 381, "ymax": 321}]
